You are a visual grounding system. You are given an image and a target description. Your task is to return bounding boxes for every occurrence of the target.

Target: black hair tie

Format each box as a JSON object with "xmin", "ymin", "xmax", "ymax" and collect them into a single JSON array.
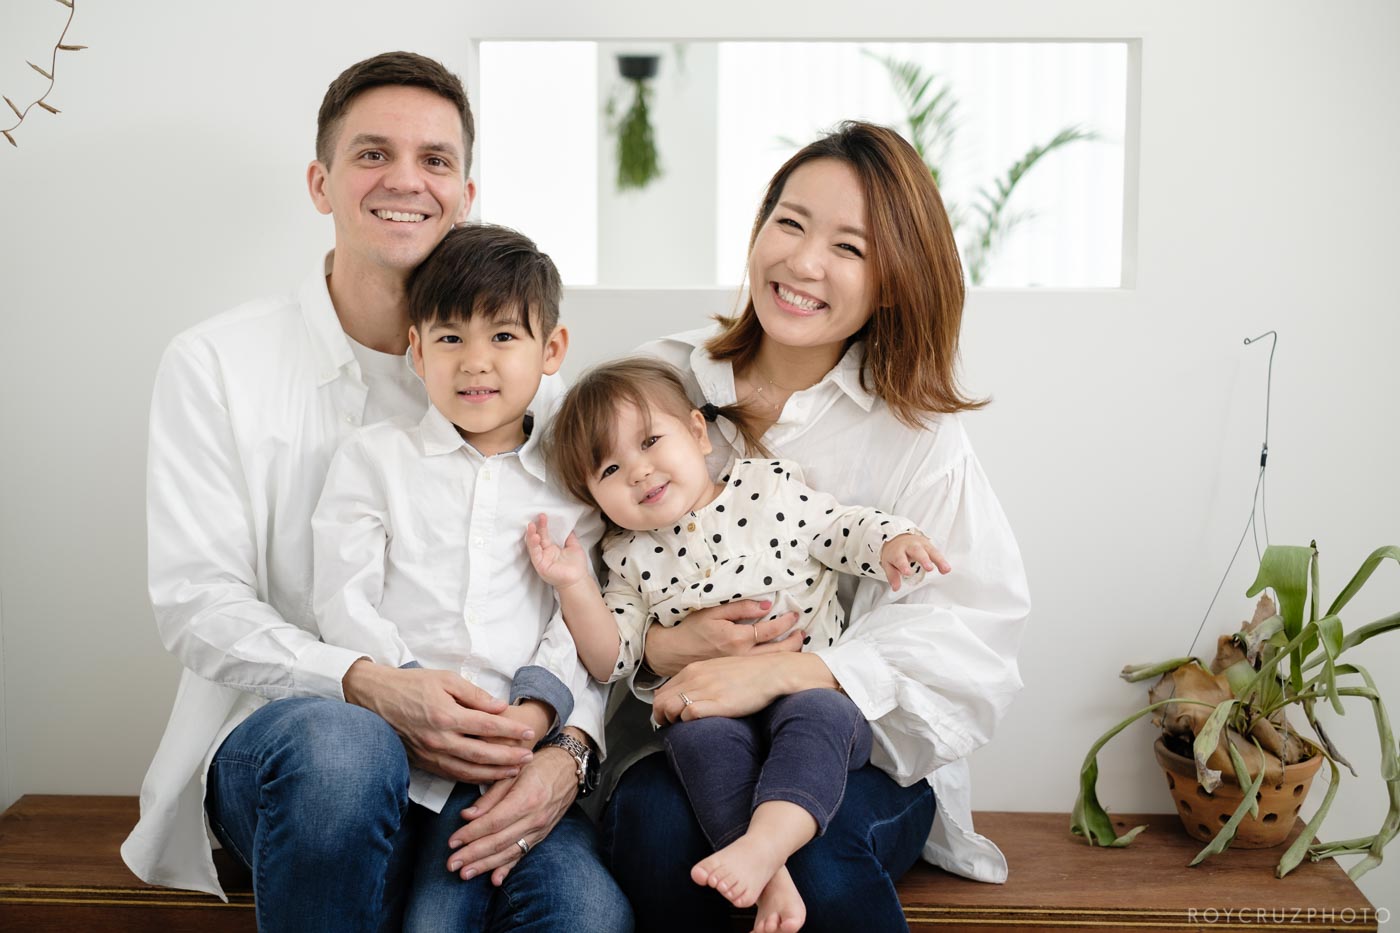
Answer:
[{"xmin": 700, "ymin": 403, "xmax": 721, "ymax": 423}]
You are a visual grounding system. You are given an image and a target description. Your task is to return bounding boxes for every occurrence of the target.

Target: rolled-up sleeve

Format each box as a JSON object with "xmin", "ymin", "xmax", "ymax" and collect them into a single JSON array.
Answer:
[
  {"xmin": 148, "ymin": 337, "xmax": 363, "ymax": 700},
  {"xmin": 813, "ymin": 449, "xmax": 1030, "ymax": 784}
]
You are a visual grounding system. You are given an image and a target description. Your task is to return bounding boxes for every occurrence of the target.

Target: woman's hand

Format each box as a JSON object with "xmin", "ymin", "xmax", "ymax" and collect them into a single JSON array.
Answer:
[
  {"xmin": 525, "ymin": 514, "xmax": 589, "ymax": 589},
  {"xmin": 880, "ymin": 533, "xmax": 951, "ymax": 591},
  {"xmin": 652, "ymin": 652, "xmax": 838, "ymax": 725},
  {"xmin": 643, "ymin": 600, "xmax": 802, "ymax": 677}
]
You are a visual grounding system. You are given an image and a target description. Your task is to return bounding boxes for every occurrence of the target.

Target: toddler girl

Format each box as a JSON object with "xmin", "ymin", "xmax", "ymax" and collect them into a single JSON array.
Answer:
[{"xmin": 527, "ymin": 357, "xmax": 947, "ymax": 933}]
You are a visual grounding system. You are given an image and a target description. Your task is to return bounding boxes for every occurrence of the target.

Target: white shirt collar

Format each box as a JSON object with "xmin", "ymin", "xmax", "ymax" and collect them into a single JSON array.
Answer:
[
  {"xmin": 683, "ymin": 325, "xmax": 876, "ymax": 414},
  {"xmin": 301, "ymin": 251, "xmax": 358, "ymax": 388},
  {"xmin": 416, "ymin": 401, "xmax": 547, "ymax": 480}
]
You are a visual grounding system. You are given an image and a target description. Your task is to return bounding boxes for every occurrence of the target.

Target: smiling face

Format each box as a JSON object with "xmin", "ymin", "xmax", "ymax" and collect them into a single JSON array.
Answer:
[
  {"xmin": 586, "ymin": 402, "xmax": 719, "ymax": 532},
  {"xmin": 307, "ymin": 84, "xmax": 475, "ymax": 277},
  {"xmin": 747, "ymin": 157, "xmax": 878, "ymax": 358},
  {"xmin": 409, "ymin": 306, "xmax": 566, "ymax": 456}
]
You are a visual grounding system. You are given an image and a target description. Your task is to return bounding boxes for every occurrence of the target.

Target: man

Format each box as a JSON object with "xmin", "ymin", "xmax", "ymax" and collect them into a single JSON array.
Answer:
[{"xmin": 122, "ymin": 51, "xmax": 629, "ymax": 932}]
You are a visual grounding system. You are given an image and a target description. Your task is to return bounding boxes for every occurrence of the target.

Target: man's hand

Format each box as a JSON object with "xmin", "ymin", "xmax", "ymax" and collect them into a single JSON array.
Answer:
[
  {"xmin": 445, "ymin": 728, "xmax": 586, "ymax": 885},
  {"xmin": 525, "ymin": 514, "xmax": 590, "ymax": 590},
  {"xmin": 643, "ymin": 600, "xmax": 802, "ymax": 677},
  {"xmin": 879, "ymin": 532, "xmax": 951, "ymax": 591},
  {"xmin": 342, "ymin": 659, "xmax": 536, "ymax": 783}
]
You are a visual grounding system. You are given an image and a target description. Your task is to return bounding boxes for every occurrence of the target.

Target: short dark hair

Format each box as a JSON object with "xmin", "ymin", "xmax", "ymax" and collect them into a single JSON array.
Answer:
[
  {"xmin": 316, "ymin": 51, "xmax": 474, "ymax": 170},
  {"xmin": 407, "ymin": 224, "xmax": 562, "ymax": 339}
]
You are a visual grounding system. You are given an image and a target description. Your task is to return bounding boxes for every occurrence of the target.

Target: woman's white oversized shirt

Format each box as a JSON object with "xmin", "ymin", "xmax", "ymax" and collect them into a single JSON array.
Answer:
[{"xmin": 637, "ymin": 328, "xmax": 1031, "ymax": 883}]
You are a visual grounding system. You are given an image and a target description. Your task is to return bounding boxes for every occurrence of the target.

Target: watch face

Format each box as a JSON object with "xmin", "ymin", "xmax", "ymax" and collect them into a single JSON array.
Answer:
[{"xmin": 581, "ymin": 750, "xmax": 601, "ymax": 795}]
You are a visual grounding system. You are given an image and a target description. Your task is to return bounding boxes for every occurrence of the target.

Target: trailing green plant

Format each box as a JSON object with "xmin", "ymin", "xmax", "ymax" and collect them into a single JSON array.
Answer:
[
  {"xmin": 1072, "ymin": 543, "xmax": 1400, "ymax": 880},
  {"xmin": 870, "ymin": 52, "xmax": 1097, "ymax": 285},
  {"xmin": 608, "ymin": 76, "xmax": 662, "ymax": 191}
]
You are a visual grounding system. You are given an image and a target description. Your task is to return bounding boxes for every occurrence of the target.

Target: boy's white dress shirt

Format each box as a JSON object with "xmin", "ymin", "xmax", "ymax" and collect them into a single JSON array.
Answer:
[
  {"xmin": 606, "ymin": 326, "xmax": 1032, "ymax": 885},
  {"xmin": 122, "ymin": 254, "xmax": 571, "ymax": 898},
  {"xmin": 313, "ymin": 403, "xmax": 606, "ymax": 811}
]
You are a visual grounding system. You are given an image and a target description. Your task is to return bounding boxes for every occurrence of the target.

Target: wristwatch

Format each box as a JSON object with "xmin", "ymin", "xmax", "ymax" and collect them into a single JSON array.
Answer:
[{"xmin": 539, "ymin": 732, "xmax": 599, "ymax": 798}]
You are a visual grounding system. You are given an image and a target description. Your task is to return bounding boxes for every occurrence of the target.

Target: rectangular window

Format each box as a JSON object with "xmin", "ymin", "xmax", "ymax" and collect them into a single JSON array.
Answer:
[{"xmin": 478, "ymin": 40, "xmax": 1132, "ymax": 289}]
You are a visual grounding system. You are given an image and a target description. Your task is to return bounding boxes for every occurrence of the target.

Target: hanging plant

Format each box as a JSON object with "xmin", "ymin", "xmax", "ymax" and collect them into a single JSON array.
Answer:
[{"xmin": 609, "ymin": 55, "xmax": 663, "ymax": 192}]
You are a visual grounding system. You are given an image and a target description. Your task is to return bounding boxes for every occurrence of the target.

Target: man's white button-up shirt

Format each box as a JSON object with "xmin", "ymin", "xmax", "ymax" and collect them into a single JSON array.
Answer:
[{"xmin": 122, "ymin": 254, "xmax": 567, "ymax": 899}]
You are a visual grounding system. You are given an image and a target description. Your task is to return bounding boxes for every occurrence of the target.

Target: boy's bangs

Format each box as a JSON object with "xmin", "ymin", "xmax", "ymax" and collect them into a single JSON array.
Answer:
[{"xmin": 428, "ymin": 298, "xmax": 536, "ymax": 337}]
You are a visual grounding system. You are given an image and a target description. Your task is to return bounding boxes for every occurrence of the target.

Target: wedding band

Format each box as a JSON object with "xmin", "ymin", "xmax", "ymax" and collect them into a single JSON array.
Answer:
[
  {"xmin": 680, "ymin": 693, "xmax": 694, "ymax": 708},
  {"xmin": 516, "ymin": 838, "xmax": 530, "ymax": 855},
  {"xmin": 753, "ymin": 625, "xmax": 760, "ymax": 642}
]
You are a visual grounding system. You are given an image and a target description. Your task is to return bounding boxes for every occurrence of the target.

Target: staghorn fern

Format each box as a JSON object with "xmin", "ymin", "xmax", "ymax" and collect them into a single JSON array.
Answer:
[{"xmin": 1072, "ymin": 543, "xmax": 1400, "ymax": 881}]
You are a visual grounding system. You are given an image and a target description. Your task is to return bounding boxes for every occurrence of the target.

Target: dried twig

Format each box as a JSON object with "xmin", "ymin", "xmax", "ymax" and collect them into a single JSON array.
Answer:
[{"xmin": 4, "ymin": 0, "xmax": 85, "ymax": 148}]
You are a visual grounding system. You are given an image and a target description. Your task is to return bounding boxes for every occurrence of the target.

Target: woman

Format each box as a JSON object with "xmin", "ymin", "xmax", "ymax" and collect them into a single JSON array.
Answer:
[{"xmin": 601, "ymin": 121, "xmax": 1031, "ymax": 933}]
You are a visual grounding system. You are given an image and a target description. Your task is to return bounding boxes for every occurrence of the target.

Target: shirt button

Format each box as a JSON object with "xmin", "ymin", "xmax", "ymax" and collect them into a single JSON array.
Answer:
[
  {"xmin": 473, "ymin": 537, "xmax": 485, "ymax": 548},
  {"xmin": 344, "ymin": 414, "xmax": 355, "ymax": 424},
  {"xmin": 687, "ymin": 522, "xmax": 697, "ymax": 532},
  {"xmin": 466, "ymin": 611, "xmax": 477, "ymax": 624},
  {"xmin": 483, "ymin": 470, "xmax": 493, "ymax": 480}
]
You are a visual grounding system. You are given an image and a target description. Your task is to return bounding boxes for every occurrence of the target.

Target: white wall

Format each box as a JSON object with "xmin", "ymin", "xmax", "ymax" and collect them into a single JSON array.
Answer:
[
  {"xmin": 595, "ymin": 41, "xmax": 719, "ymax": 286},
  {"xmin": 1, "ymin": 0, "xmax": 1396, "ymax": 908}
]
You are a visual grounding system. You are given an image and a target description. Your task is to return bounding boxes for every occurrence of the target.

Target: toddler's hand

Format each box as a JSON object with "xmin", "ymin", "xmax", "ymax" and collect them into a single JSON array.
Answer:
[
  {"xmin": 879, "ymin": 533, "xmax": 951, "ymax": 591},
  {"xmin": 525, "ymin": 514, "xmax": 589, "ymax": 589}
]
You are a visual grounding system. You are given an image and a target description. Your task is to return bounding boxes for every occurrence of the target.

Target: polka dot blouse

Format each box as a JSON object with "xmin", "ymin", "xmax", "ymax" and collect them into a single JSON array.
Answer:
[{"xmin": 600, "ymin": 458, "xmax": 925, "ymax": 695}]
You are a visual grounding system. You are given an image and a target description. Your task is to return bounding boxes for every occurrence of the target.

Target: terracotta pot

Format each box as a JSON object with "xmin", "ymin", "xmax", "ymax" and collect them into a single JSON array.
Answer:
[{"xmin": 1153, "ymin": 736, "xmax": 1323, "ymax": 848}]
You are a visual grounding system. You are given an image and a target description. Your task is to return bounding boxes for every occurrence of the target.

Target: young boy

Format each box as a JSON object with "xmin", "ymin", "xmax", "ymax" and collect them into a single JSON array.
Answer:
[{"xmin": 311, "ymin": 224, "xmax": 610, "ymax": 926}]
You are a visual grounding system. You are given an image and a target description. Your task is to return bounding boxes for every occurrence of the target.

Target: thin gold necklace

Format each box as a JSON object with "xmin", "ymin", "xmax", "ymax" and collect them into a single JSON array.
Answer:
[{"xmin": 745, "ymin": 360, "xmax": 806, "ymax": 415}]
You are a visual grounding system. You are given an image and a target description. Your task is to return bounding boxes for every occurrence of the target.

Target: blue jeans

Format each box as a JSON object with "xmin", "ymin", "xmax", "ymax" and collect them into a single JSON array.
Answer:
[
  {"xmin": 206, "ymin": 697, "xmax": 632, "ymax": 933},
  {"xmin": 604, "ymin": 752, "xmax": 934, "ymax": 933},
  {"xmin": 662, "ymin": 689, "xmax": 872, "ymax": 848}
]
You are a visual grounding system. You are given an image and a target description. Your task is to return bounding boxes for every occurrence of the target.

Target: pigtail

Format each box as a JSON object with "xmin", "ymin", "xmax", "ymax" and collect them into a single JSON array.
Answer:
[{"xmin": 700, "ymin": 399, "xmax": 771, "ymax": 459}]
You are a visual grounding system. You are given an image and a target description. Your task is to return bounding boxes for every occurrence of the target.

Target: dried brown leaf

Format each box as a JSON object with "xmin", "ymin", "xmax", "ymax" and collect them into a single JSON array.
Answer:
[
  {"xmin": 1149, "ymin": 664, "xmax": 1233, "ymax": 739},
  {"xmin": 37, "ymin": 101, "xmax": 59, "ymax": 115},
  {"xmin": 3, "ymin": 97, "xmax": 21, "ymax": 119},
  {"xmin": 1247, "ymin": 594, "xmax": 1278, "ymax": 631},
  {"xmin": 1211, "ymin": 633, "xmax": 1248, "ymax": 674},
  {"xmin": 3, "ymin": 130, "xmax": 16, "ymax": 147},
  {"xmin": 28, "ymin": 62, "xmax": 54, "ymax": 81}
]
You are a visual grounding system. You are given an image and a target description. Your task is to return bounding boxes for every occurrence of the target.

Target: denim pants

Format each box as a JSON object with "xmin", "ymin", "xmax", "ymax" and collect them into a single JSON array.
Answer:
[
  {"xmin": 661, "ymin": 688, "xmax": 873, "ymax": 848},
  {"xmin": 205, "ymin": 697, "xmax": 632, "ymax": 933},
  {"xmin": 604, "ymin": 750, "xmax": 935, "ymax": 933}
]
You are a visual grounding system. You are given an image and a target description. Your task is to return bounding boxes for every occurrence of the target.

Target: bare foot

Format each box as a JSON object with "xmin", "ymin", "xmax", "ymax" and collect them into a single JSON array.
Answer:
[
  {"xmin": 690, "ymin": 832, "xmax": 786, "ymax": 908},
  {"xmin": 752, "ymin": 866, "xmax": 806, "ymax": 932}
]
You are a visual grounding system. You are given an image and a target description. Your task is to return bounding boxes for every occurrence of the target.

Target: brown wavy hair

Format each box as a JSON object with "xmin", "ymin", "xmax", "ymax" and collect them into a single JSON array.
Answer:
[
  {"xmin": 546, "ymin": 358, "xmax": 766, "ymax": 508},
  {"xmin": 706, "ymin": 121, "xmax": 985, "ymax": 425}
]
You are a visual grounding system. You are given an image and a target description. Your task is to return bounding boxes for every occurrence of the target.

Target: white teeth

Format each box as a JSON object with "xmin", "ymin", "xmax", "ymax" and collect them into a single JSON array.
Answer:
[
  {"xmin": 776, "ymin": 285, "xmax": 823, "ymax": 311},
  {"xmin": 374, "ymin": 210, "xmax": 427, "ymax": 223},
  {"xmin": 459, "ymin": 389, "xmax": 495, "ymax": 395}
]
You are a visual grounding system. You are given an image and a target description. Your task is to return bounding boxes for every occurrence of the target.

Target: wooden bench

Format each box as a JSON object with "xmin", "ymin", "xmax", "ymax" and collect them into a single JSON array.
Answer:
[{"xmin": 0, "ymin": 795, "xmax": 1379, "ymax": 931}]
